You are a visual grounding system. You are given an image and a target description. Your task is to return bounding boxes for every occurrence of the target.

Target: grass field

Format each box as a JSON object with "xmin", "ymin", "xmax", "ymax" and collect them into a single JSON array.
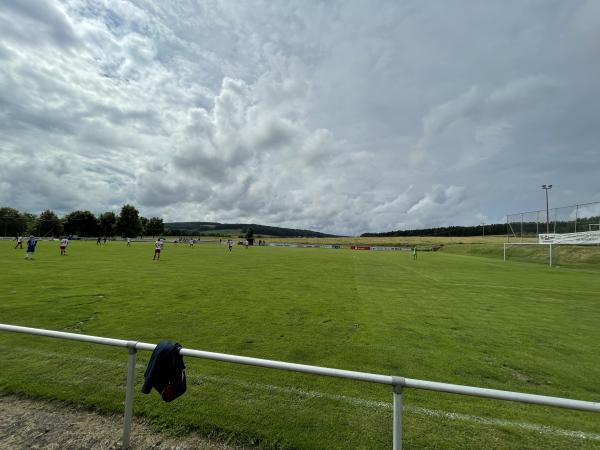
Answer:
[{"xmin": 1, "ymin": 240, "xmax": 599, "ymax": 449}]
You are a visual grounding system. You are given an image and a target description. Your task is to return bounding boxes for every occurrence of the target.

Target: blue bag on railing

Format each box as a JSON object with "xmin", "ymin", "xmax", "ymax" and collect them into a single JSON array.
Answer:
[{"xmin": 141, "ymin": 340, "xmax": 187, "ymax": 402}]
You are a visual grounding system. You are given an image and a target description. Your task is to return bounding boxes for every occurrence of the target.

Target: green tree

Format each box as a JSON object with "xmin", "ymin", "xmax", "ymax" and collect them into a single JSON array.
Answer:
[
  {"xmin": 34, "ymin": 210, "xmax": 63, "ymax": 237},
  {"xmin": 63, "ymin": 210, "xmax": 98, "ymax": 237},
  {"xmin": 0, "ymin": 207, "xmax": 27, "ymax": 236},
  {"xmin": 116, "ymin": 204, "xmax": 143, "ymax": 238},
  {"xmin": 145, "ymin": 217, "xmax": 164, "ymax": 237},
  {"xmin": 140, "ymin": 216, "xmax": 149, "ymax": 236},
  {"xmin": 21, "ymin": 213, "xmax": 36, "ymax": 234},
  {"xmin": 99, "ymin": 212, "xmax": 116, "ymax": 237},
  {"xmin": 245, "ymin": 226, "xmax": 254, "ymax": 239}
]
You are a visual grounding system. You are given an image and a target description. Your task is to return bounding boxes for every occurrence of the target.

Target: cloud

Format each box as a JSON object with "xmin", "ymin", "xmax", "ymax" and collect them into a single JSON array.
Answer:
[
  {"xmin": 0, "ymin": 1, "xmax": 599, "ymax": 234},
  {"xmin": 2, "ymin": 0, "xmax": 78, "ymax": 48}
]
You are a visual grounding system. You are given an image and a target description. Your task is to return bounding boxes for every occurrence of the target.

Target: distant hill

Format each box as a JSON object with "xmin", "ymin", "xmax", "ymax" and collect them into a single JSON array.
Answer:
[{"xmin": 164, "ymin": 221, "xmax": 339, "ymax": 238}]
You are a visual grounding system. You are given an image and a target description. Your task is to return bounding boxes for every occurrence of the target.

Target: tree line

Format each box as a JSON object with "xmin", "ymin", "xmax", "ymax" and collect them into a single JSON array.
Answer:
[
  {"xmin": 361, "ymin": 223, "xmax": 507, "ymax": 238},
  {"xmin": 361, "ymin": 216, "xmax": 600, "ymax": 238},
  {"xmin": 0, "ymin": 205, "xmax": 164, "ymax": 238}
]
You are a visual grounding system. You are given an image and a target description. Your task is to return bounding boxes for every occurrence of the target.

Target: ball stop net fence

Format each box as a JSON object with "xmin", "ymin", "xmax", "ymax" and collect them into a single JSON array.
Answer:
[
  {"xmin": 506, "ymin": 201, "xmax": 600, "ymax": 242},
  {"xmin": 505, "ymin": 201, "xmax": 600, "ymax": 266}
]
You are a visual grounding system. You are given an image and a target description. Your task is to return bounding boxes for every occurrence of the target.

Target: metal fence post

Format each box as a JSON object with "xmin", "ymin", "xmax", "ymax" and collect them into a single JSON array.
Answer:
[
  {"xmin": 392, "ymin": 377, "xmax": 405, "ymax": 450},
  {"xmin": 122, "ymin": 344, "xmax": 137, "ymax": 449}
]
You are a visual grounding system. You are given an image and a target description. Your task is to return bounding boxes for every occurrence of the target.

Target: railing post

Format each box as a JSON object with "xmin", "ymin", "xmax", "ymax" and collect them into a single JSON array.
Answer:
[
  {"xmin": 392, "ymin": 377, "xmax": 405, "ymax": 450},
  {"xmin": 122, "ymin": 344, "xmax": 137, "ymax": 449}
]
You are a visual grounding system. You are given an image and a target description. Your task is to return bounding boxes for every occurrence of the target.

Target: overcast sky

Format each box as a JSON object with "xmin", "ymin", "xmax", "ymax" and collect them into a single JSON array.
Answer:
[{"xmin": 1, "ymin": 1, "xmax": 599, "ymax": 235}]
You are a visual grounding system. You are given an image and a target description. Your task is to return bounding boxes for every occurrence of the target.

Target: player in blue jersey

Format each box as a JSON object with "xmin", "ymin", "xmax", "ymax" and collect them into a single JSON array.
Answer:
[{"xmin": 25, "ymin": 236, "xmax": 37, "ymax": 260}]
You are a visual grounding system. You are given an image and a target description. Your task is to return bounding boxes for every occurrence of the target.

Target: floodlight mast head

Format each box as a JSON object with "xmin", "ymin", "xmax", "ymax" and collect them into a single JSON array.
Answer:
[{"xmin": 541, "ymin": 185, "xmax": 553, "ymax": 234}]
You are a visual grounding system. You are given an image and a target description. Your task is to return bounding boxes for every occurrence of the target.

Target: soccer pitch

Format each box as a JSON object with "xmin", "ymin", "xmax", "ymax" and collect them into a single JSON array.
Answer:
[{"xmin": 1, "ymin": 240, "xmax": 599, "ymax": 449}]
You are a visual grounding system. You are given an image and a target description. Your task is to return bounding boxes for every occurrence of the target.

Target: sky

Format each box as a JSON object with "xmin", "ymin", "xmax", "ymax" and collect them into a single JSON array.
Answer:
[{"xmin": 1, "ymin": 1, "xmax": 599, "ymax": 235}]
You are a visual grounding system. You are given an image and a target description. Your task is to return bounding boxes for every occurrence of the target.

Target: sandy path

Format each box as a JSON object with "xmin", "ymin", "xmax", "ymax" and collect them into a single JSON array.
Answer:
[{"xmin": 0, "ymin": 395, "xmax": 244, "ymax": 450}]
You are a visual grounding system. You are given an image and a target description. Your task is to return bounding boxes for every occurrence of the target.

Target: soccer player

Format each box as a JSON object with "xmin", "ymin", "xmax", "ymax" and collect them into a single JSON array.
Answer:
[
  {"xmin": 189, "ymin": 238, "xmax": 194, "ymax": 247},
  {"xmin": 25, "ymin": 236, "xmax": 37, "ymax": 260},
  {"xmin": 127, "ymin": 237, "xmax": 131, "ymax": 246},
  {"xmin": 60, "ymin": 237, "xmax": 69, "ymax": 256},
  {"xmin": 153, "ymin": 238, "xmax": 164, "ymax": 260},
  {"xmin": 227, "ymin": 239, "xmax": 233, "ymax": 251},
  {"xmin": 14, "ymin": 236, "xmax": 23, "ymax": 249},
  {"xmin": 244, "ymin": 239, "xmax": 249, "ymax": 248},
  {"xmin": 97, "ymin": 236, "xmax": 102, "ymax": 245},
  {"xmin": 412, "ymin": 247, "xmax": 417, "ymax": 260}
]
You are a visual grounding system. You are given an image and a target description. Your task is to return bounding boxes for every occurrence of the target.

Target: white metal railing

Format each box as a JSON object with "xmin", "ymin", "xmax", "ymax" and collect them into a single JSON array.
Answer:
[{"xmin": 1, "ymin": 324, "xmax": 599, "ymax": 449}]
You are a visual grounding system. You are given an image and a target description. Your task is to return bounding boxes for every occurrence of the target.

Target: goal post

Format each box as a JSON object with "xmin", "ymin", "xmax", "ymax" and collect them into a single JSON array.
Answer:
[{"xmin": 503, "ymin": 242, "xmax": 554, "ymax": 267}]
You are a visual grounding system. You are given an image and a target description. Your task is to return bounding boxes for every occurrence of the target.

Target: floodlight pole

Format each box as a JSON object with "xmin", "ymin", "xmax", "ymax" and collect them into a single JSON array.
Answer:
[
  {"xmin": 481, "ymin": 222, "xmax": 485, "ymax": 238},
  {"xmin": 542, "ymin": 185, "xmax": 552, "ymax": 234}
]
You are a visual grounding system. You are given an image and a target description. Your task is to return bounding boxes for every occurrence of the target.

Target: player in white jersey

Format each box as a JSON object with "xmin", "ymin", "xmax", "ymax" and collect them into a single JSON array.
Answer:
[
  {"xmin": 153, "ymin": 238, "xmax": 164, "ymax": 260},
  {"xmin": 59, "ymin": 237, "xmax": 69, "ymax": 256}
]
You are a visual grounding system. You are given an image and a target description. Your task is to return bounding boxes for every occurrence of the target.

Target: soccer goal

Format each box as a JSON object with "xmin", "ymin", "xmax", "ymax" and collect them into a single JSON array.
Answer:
[{"xmin": 503, "ymin": 242, "xmax": 556, "ymax": 267}]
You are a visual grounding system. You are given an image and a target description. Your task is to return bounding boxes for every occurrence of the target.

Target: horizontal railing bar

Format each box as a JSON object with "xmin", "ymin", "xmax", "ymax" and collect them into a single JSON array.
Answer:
[
  {"xmin": 1, "ymin": 323, "xmax": 135, "ymax": 348},
  {"xmin": 2, "ymin": 323, "xmax": 599, "ymax": 413},
  {"xmin": 179, "ymin": 348, "xmax": 392, "ymax": 384},
  {"xmin": 0, "ymin": 324, "xmax": 391, "ymax": 384},
  {"xmin": 403, "ymin": 379, "xmax": 600, "ymax": 413}
]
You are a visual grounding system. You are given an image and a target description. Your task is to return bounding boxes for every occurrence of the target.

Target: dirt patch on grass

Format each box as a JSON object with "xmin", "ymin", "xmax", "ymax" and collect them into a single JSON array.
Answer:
[{"xmin": 0, "ymin": 395, "xmax": 244, "ymax": 450}]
